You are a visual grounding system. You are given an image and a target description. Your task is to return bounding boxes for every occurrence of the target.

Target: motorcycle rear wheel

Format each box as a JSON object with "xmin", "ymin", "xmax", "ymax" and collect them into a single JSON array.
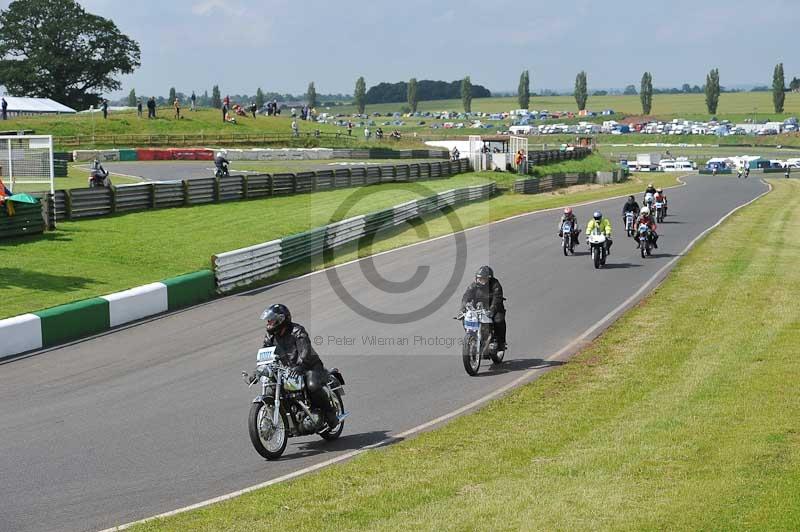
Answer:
[
  {"xmin": 319, "ymin": 390, "xmax": 346, "ymax": 441},
  {"xmin": 462, "ymin": 334, "xmax": 481, "ymax": 376},
  {"xmin": 249, "ymin": 399, "xmax": 288, "ymax": 460}
]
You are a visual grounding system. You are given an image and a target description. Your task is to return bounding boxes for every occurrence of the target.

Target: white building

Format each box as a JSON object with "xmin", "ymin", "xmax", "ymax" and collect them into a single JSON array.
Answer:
[{"xmin": 1, "ymin": 96, "xmax": 76, "ymax": 117}]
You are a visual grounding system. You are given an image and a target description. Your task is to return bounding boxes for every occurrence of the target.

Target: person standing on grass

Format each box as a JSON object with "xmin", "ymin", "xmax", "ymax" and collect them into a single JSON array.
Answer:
[
  {"xmin": 174, "ymin": 98, "xmax": 181, "ymax": 119},
  {"xmin": 1, "ymin": 97, "xmax": 7, "ymax": 120},
  {"xmin": 190, "ymin": 91, "xmax": 196, "ymax": 112},
  {"xmin": 137, "ymin": 98, "xmax": 143, "ymax": 118},
  {"xmin": 222, "ymin": 101, "xmax": 228, "ymax": 123},
  {"xmin": 102, "ymin": 99, "xmax": 108, "ymax": 119},
  {"xmin": 347, "ymin": 121, "xmax": 353, "ymax": 136},
  {"xmin": 291, "ymin": 119, "xmax": 299, "ymax": 137},
  {"xmin": 250, "ymin": 102, "xmax": 257, "ymax": 118}
]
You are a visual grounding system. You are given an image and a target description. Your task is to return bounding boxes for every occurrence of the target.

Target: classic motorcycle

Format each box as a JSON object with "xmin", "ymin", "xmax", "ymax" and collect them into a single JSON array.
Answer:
[
  {"xmin": 638, "ymin": 223, "xmax": 652, "ymax": 258},
  {"xmin": 214, "ymin": 164, "xmax": 230, "ymax": 178},
  {"xmin": 624, "ymin": 211, "xmax": 636, "ymax": 237},
  {"xmin": 561, "ymin": 220, "xmax": 575, "ymax": 255},
  {"xmin": 243, "ymin": 346, "xmax": 347, "ymax": 460},
  {"xmin": 456, "ymin": 302, "xmax": 504, "ymax": 376},
  {"xmin": 654, "ymin": 201, "xmax": 665, "ymax": 223},
  {"xmin": 587, "ymin": 228, "xmax": 608, "ymax": 269}
]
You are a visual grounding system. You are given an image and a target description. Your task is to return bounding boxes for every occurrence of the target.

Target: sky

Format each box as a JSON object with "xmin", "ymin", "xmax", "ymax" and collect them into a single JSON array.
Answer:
[{"xmin": 2, "ymin": 0, "xmax": 799, "ymax": 98}]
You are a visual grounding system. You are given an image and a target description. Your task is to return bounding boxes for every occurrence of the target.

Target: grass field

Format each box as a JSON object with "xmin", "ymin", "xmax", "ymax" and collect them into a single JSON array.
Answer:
[
  {"xmin": 130, "ymin": 178, "xmax": 800, "ymax": 532},
  {"xmin": 0, "ymin": 168, "xmax": 676, "ymax": 319}
]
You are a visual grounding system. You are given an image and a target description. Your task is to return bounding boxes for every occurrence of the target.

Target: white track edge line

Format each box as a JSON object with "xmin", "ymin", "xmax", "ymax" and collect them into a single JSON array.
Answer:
[{"xmin": 99, "ymin": 176, "xmax": 770, "ymax": 532}]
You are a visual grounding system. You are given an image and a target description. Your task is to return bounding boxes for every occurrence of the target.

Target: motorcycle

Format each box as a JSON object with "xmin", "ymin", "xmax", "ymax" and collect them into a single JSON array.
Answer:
[
  {"xmin": 638, "ymin": 223, "xmax": 652, "ymax": 258},
  {"xmin": 587, "ymin": 228, "xmax": 607, "ymax": 269},
  {"xmin": 242, "ymin": 346, "xmax": 347, "ymax": 460},
  {"xmin": 215, "ymin": 164, "xmax": 230, "ymax": 178},
  {"xmin": 455, "ymin": 302, "xmax": 504, "ymax": 376},
  {"xmin": 561, "ymin": 220, "xmax": 575, "ymax": 255},
  {"xmin": 88, "ymin": 169, "xmax": 111, "ymax": 188},
  {"xmin": 624, "ymin": 211, "xmax": 636, "ymax": 237},
  {"xmin": 654, "ymin": 201, "xmax": 664, "ymax": 223}
]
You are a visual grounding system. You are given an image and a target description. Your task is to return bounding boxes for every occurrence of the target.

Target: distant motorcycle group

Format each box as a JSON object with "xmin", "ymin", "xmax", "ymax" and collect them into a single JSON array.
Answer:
[{"xmin": 559, "ymin": 183, "xmax": 667, "ymax": 267}]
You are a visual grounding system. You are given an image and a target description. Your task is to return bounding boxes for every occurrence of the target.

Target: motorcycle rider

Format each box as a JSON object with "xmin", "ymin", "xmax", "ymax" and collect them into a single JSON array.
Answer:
[
  {"xmin": 586, "ymin": 211, "xmax": 613, "ymax": 255},
  {"xmin": 89, "ymin": 158, "xmax": 111, "ymax": 187},
  {"xmin": 259, "ymin": 304, "xmax": 339, "ymax": 431},
  {"xmin": 557, "ymin": 207, "xmax": 580, "ymax": 245},
  {"xmin": 214, "ymin": 149, "xmax": 230, "ymax": 177},
  {"xmin": 460, "ymin": 266, "xmax": 507, "ymax": 352},
  {"xmin": 654, "ymin": 188, "xmax": 668, "ymax": 216},
  {"xmin": 622, "ymin": 195, "xmax": 640, "ymax": 226},
  {"xmin": 635, "ymin": 206, "xmax": 659, "ymax": 249},
  {"xmin": 645, "ymin": 182, "xmax": 657, "ymax": 196}
]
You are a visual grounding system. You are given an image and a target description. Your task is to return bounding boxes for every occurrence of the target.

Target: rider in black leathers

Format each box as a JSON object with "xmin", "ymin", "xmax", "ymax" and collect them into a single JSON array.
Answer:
[
  {"xmin": 214, "ymin": 151, "xmax": 230, "ymax": 176},
  {"xmin": 622, "ymin": 195, "xmax": 640, "ymax": 225},
  {"xmin": 460, "ymin": 266, "xmax": 507, "ymax": 351},
  {"xmin": 260, "ymin": 304, "xmax": 338, "ymax": 430}
]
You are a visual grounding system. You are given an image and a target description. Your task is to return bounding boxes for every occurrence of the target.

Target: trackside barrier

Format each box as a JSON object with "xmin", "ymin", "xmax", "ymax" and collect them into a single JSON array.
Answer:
[
  {"xmin": 72, "ymin": 147, "xmax": 449, "ymax": 162},
  {"xmin": 45, "ymin": 159, "xmax": 470, "ymax": 221},
  {"xmin": 512, "ymin": 170, "xmax": 628, "ymax": 194},
  {"xmin": 0, "ymin": 270, "xmax": 216, "ymax": 359},
  {"xmin": 212, "ymin": 182, "xmax": 497, "ymax": 292}
]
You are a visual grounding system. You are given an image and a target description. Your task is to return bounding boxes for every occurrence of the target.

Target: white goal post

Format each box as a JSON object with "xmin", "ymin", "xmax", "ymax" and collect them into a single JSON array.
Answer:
[{"xmin": 0, "ymin": 135, "xmax": 55, "ymax": 194}]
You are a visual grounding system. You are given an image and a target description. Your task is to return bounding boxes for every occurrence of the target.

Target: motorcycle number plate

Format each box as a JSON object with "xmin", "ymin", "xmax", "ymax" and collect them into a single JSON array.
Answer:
[
  {"xmin": 464, "ymin": 320, "xmax": 479, "ymax": 331},
  {"xmin": 562, "ymin": 223, "xmax": 571, "ymax": 232},
  {"xmin": 257, "ymin": 346, "xmax": 276, "ymax": 365}
]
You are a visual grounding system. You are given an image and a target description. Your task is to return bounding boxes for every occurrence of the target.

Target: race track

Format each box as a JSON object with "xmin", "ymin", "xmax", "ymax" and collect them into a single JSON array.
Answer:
[{"xmin": 0, "ymin": 175, "xmax": 767, "ymax": 532}]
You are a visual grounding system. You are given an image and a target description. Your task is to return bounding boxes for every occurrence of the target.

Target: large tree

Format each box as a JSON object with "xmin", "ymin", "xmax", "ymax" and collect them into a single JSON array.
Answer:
[
  {"xmin": 354, "ymin": 76, "xmax": 366, "ymax": 114},
  {"xmin": 461, "ymin": 76, "xmax": 472, "ymax": 113},
  {"xmin": 640, "ymin": 72, "xmax": 653, "ymax": 114},
  {"xmin": 705, "ymin": 68, "xmax": 720, "ymax": 114},
  {"xmin": 574, "ymin": 71, "xmax": 588, "ymax": 111},
  {"xmin": 518, "ymin": 70, "xmax": 530, "ymax": 109},
  {"xmin": 211, "ymin": 85, "xmax": 221, "ymax": 108},
  {"xmin": 407, "ymin": 77, "xmax": 418, "ymax": 112},
  {"xmin": 773, "ymin": 63, "xmax": 785, "ymax": 113},
  {"xmin": 306, "ymin": 81, "xmax": 317, "ymax": 108},
  {"xmin": 0, "ymin": 0, "xmax": 140, "ymax": 110}
]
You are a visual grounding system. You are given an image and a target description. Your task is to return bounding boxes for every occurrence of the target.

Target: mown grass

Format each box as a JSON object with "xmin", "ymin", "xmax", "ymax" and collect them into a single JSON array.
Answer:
[
  {"xmin": 132, "ymin": 179, "xmax": 800, "ymax": 532},
  {"xmin": 0, "ymin": 167, "xmax": 675, "ymax": 319}
]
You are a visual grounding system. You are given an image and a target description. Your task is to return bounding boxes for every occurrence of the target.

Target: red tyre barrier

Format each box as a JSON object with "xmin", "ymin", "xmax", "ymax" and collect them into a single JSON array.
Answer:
[
  {"xmin": 152, "ymin": 149, "xmax": 172, "ymax": 160},
  {"xmin": 169, "ymin": 148, "xmax": 198, "ymax": 160},
  {"xmin": 193, "ymin": 149, "xmax": 214, "ymax": 161},
  {"xmin": 136, "ymin": 149, "xmax": 156, "ymax": 161}
]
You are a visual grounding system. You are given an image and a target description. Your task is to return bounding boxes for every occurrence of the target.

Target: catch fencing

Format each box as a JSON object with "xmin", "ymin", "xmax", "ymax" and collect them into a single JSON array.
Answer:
[
  {"xmin": 213, "ymin": 182, "xmax": 497, "ymax": 292},
  {"xmin": 513, "ymin": 170, "xmax": 628, "ymax": 194},
  {"xmin": 47, "ymin": 158, "xmax": 469, "ymax": 220},
  {"xmin": 526, "ymin": 147, "xmax": 591, "ymax": 166}
]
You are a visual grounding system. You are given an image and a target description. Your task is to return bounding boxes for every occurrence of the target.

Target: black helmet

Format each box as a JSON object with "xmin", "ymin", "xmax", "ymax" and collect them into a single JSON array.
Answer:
[
  {"xmin": 260, "ymin": 303, "xmax": 291, "ymax": 334},
  {"xmin": 475, "ymin": 265, "xmax": 493, "ymax": 285},
  {"xmin": 628, "ymin": 195, "xmax": 635, "ymax": 201}
]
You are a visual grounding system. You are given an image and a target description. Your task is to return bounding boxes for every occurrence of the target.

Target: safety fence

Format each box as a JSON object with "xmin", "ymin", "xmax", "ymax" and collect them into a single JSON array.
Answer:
[
  {"xmin": 213, "ymin": 182, "xmax": 497, "ymax": 292},
  {"xmin": 70, "ymin": 147, "xmax": 451, "ymax": 162},
  {"xmin": 56, "ymin": 131, "xmax": 357, "ymax": 149},
  {"xmin": 513, "ymin": 170, "xmax": 628, "ymax": 194},
  {"xmin": 46, "ymin": 158, "xmax": 470, "ymax": 221},
  {"xmin": 0, "ymin": 202, "xmax": 45, "ymax": 239},
  {"xmin": 527, "ymin": 147, "xmax": 592, "ymax": 165}
]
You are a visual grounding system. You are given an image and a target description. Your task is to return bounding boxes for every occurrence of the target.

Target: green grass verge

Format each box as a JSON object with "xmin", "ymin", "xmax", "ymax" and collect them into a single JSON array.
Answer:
[
  {"xmin": 131, "ymin": 178, "xmax": 800, "ymax": 531},
  {"xmin": 0, "ymin": 170, "xmax": 675, "ymax": 319}
]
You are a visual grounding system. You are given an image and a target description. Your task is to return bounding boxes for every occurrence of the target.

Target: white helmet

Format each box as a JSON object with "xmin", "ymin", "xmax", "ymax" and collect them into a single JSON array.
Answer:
[{"xmin": 640, "ymin": 206, "xmax": 650, "ymax": 216}]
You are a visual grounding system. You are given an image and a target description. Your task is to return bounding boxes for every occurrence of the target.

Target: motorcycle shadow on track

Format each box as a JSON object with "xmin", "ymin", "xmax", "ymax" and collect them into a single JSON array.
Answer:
[
  {"xmin": 279, "ymin": 430, "xmax": 394, "ymax": 460},
  {"xmin": 474, "ymin": 358, "xmax": 564, "ymax": 377},
  {"xmin": 601, "ymin": 262, "xmax": 642, "ymax": 269}
]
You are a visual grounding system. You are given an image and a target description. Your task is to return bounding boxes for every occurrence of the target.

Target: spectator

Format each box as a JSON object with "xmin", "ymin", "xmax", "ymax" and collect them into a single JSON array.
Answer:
[
  {"xmin": 250, "ymin": 102, "xmax": 257, "ymax": 118},
  {"xmin": 364, "ymin": 127, "xmax": 371, "ymax": 139},
  {"xmin": 190, "ymin": 91, "xmax": 196, "ymax": 112},
  {"xmin": 174, "ymin": 98, "xmax": 181, "ymax": 119},
  {"xmin": 101, "ymin": 99, "xmax": 108, "ymax": 119},
  {"xmin": 1, "ymin": 97, "xmax": 7, "ymax": 120},
  {"xmin": 291, "ymin": 107, "xmax": 296, "ymax": 118},
  {"xmin": 137, "ymin": 98, "xmax": 143, "ymax": 118},
  {"xmin": 223, "ymin": 94, "xmax": 230, "ymax": 109},
  {"xmin": 347, "ymin": 122, "xmax": 353, "ymax": 136},
  {"xmin": 291, "ymin": 119, "xmax": 299, "ymax": 137},
  {"xmin": 222, "ymin": 102, "xmax": 228, "ymax": 123},
  {"xmin": 376, "ymin": 127, "xmax": 383, "ymax": 140}
]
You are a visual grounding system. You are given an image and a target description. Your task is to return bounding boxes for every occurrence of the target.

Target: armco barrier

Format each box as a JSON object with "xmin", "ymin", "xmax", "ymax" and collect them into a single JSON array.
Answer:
[
  {"xmin": 513, "ymin": 170, "xmax": 627, "ymax": 194},
  {"xmin": 48, "ymin": 159, "xmax": 471, "ymax": 221},
  {"xmin": 213, "ymin": 181, "xmax": 497, "ymax": 292},
  {"xmin": 0, "ymin": 269, "xmax": 218, "ymax": 359}
]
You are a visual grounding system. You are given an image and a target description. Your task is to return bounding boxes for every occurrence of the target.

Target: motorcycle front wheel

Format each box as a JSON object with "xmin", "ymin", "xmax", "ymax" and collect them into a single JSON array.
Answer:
[
  {"xmin": 248, "ymin": 399, "xmax": 288, "ymax": 460},
  {"xmin": 319, "ymin": 390, "xmax": 345, "ymax": 441},
  {"xmin": 592, "ymin": 247, "xmax": 600, "ymax": 269},
  {"xmin": 462, "ymin": 333, "xmax": 481, "ymax": 376},
  {"xmin": 562, "ymin": 236, "xmax": 569, "ymax": 256}
]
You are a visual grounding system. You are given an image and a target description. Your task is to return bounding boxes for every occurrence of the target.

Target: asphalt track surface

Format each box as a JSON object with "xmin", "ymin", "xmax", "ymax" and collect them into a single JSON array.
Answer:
[
  {"xmin": 76, "ymin": 160, "xmax": 435, "ymax": 182},
  {"xmin": 0, "ymin": 175, "xmax": 767, "ymax": 532}
]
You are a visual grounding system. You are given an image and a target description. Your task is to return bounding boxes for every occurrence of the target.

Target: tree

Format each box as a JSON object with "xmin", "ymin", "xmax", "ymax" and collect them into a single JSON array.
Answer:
[
  {"xmin": 518, "ymin": 70, "xmax": 530, "ymax": 109},
  {"xmin": 574, "ymin": 71, "xmax": 588, "ymax": 110},
  {"xmin": 354, "ymin": 76, "xmax": 366, "ymax": 114},
  {"xmin": 255, "ymin": 88, "xmax": 265, "ymax": 108},
  {"xmin": 306, "ymin": 81, "xmax": 317, "ymax": 108},
  {"xmin": 640, "ymin": 72, "xmax": 653, "ymax": 114},
  {"xmin": 790, "ymin": 77, "xmax": 800, "ymax": 92},
  {"xmin": 168, "ymin": 87, "xmax": 176, "ymax": 103},
  {"xmin": 773, "ymin": 63, "xmax": 785, "ymax": 113},
  {"xmin": 127, "ymin": 89, "xmax": 136, "ymax": 107},
  {"xmin": 705, "ymin": 68, "xmax": 720, "ymax": 114},
  {"xmin": 461, "ymin": 76, "xmax": 473, "ymax": 112},
  {"xmin": 407, "ymin": 77, "xmax": 418, "ymax": 112},
  {"xmin": 211, "ymin": 85, "xmax": 221, "ymax": 108},
  {"xmin": 682, "ymin": 83, "xmax": 692, "ymax": 93},
  {"xmin": 0, "ymin": 0, "xmax": 140, "ymax": 110},
  {"xmin": 623, "ymin": 84, "xmax": 638, "ymax": 95}
]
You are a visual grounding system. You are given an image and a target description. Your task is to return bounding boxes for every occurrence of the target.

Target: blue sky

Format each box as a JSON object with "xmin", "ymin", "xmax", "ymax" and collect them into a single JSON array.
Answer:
[{"xmin": 2, "ymin": 0, "xmax": 798, "ymax": 97}]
